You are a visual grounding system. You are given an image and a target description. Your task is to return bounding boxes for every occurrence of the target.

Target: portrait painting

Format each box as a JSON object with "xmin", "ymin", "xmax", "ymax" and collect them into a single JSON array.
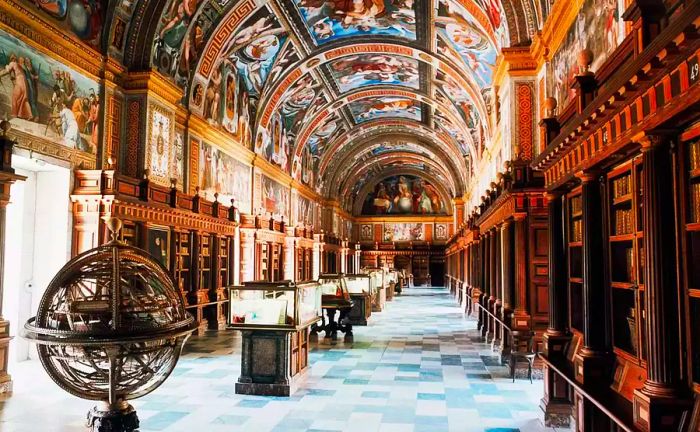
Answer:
[
  {"xmin": 383, "ymin": 222, "xmax": 425, "ymax": 242},
  {"xmin": 349, "ymin": 97, "xmax": 421, "ymax": 123},
  {"xmin": 0, "ymin": 31, "xmax": 100, "ymax": 154},
  {"xmin": 293, "ymin": 0, "xmax": 417, "ymax": 45},
  {"xmin": 546, "ymin": 0, "xmax": 624, "ymax": 108},
  {"xmin": 199, "ymin": 141, "xmax": 252, "ymax": 213},
  {"xmin": 434, "ymin": 223, "xmax": 448, "ymax": 240},
  {"xmin": 360, "ymin": 224, "xmax": 373, "ymax": 241},
  {"xmin": 147, "ymin": 225, "xmax": 171, "ymax": 269},
  {"xmin": 328, "ymin": 54, "xmax": 419, "ymax": 93},
  {"xmin": 362, "ymin": 175, "xmax": 446, "ymax": 215}
]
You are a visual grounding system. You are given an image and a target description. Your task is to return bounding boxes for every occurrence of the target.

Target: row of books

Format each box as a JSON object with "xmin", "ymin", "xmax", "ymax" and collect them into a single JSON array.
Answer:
[
  {"xmin": 570, "ymin": 196, "xmax": 582, "ymax": 215},
  {"xmin": 614, "ymin": 208, "xmax": 634, "ymax": 235},
  {"xmin": 613, "ymin": 175, "xmax": 632, "ymax": 200},
  {"xmin": 690, "ymin": 140, "xmax": 700, "ymax": 172},
  {"xmin": 691, "ymin": 183, "xmax": 700, "ymax": 224},
  {"xmin": 571, "ymin": 219, "xmax": 583, "ymax": 242}
]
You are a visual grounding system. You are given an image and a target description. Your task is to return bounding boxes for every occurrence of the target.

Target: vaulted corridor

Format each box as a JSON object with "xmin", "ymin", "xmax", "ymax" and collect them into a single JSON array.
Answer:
[{"xmin": 0, "ymin": 288, "xmax": 557, "ymax": 432}]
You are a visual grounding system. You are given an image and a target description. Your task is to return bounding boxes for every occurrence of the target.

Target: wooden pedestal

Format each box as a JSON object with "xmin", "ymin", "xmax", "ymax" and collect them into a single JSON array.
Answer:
[
  {"xmin": 348, "ymin": 293, "xmax": 372, "ymax": 326},
  {"xmin": 386, "ymin": 283, "xmax": 395, "ymax": 301},
  {"xmin": 236, "ymin": 328, "xmax": 310, "ymax": 397},
  {"xmin": 372, "ymin": 287, "xmax": 387, "ymax": 312}
]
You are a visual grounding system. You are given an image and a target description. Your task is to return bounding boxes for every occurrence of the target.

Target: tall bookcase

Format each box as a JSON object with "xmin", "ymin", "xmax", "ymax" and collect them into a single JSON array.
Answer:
[
  {"xmin": 198, "ymin": 233, "xmax": 212, "ymax": 291},
  {"xmin": 173, "ymin": 230, "xmax": 192, "ymax": 301},
  {"xmin": 217, "ymin": 235, "xmax": 230, "ymax": 287},
  {"xmin": 606, "ymin": 158, "xmax": 646, "ymax": 363},
  {"xmin": 683, "ymin": 139, "xmax": 700, "ymax": 389},
  {"xmin": 567, "ymin": 188, "xmax": 584, "ymax": 335}
]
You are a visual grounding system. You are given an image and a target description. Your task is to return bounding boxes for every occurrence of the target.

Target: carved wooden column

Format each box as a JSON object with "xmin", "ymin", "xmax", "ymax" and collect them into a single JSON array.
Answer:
[
  {"xmin": 632, "ymin": 134, "xmax": 692, "ymax": 431},
  {"xmin": 541, "ymin": 191, "xmax": 572, "ymax": 427},
  {"xmin": 491, "ymin": 226, "xmax": 502, "ymax": 347},
  {"xmin": 479, "ymin": 231, "xmax": 490, "ymax": 335},
  {"xmin": 499, "ymin": 220, "xmax": 513, "ymax": 356},
  {"xmin": 486, "ymin": 229, "xmax": 498, "ymax": 340},
  {"xmin": 284, "ymin": 230, "xmax": 295, "ymax": 281},
  {"xmin": 512, "ymin": 215, "xmax": 530, "ymax": 330},
  {"xmin": 0, "ymin": 135, "xmax": 25, "ymax": 394},
  {"xmin": 574, "ymin": 172, "xmax": 611, "ymax": 386},
  {"xmin": 239, "ymin": 230, "xmax": 256, "ymax": 283},
  {"xmin": 313, "ymin": 233, "xmax": 323, "ymax": 280}
]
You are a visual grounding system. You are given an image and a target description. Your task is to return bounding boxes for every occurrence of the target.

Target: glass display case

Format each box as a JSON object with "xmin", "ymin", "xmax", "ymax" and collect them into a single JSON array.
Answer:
[
  {"xmin": 345, "ymin": 274, "xmax": 373, "ymax": 295},
  {"xmin": 318, "ymin": 274, "xmax": 352, "ymax": 309},
  {"xmin": 228, "ymin": 281, "xmax": 322, "ymax": 330},
  {"xmin": 363, "ymin": 267, "xmax": 387, "ymax": 312},
  {"xmin": 229, "ymin": 280, "xmax": 322, "ymax": 397},
  {"xmin": 344, "ymin": 274, "xmax": 373, "ymax": 326}
]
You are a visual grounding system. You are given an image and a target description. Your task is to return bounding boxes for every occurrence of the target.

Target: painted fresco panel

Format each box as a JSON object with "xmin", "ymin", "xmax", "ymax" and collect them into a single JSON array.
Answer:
[
  {"xmin": 293, "ymin": 0, "xmax": 417, "ymax": 45},
  {"xmin": 328, "ymin": 54, "xmax": 419, "ymax": 93},
  {"xmin": 383, "ymin": 222, "xmax": 424, "ymax": 241},
  {"xmin": 255, "ymin": 73, "xmax": 322, "ymax": 172},
  {"xmin": 0, "ymin": 31, "xmax": 100, "ymax": 154},
  {"xmin": 199, "ymin": 141, "xmax": 252, "ymax": 213},
  {"xmin": 297, "ymin": 193, "xmax": 315, "ymax": 226},
  {"xmin": 349, "ymin": 97, "xmax": 420, "ymax": 123},
  {"xmin": 436, "ymin": 0, "xmax": 498, "ymax": 88},
  {"xmin": 292, "ymin": 111, "xmax": 345, "ymax": 189},
  {"xmin": 256, "ymin": 173, "xmax": 290, "ymax": 220},
  {"xmin": 362, "ymin": 175, "xmax": 446, "ymax": 215},
  {"xmin": 147, "ymin": 106, "xmax": 174, "ymax": 187},
  {"xmin": 546, "ymin": 0, "xmax": 624, "ymax": 108}
]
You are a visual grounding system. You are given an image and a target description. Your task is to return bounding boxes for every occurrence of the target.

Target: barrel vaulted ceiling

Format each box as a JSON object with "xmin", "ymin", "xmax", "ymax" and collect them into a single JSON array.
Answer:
[{"xmin": 112, "ymin": 0, "xmax": 544, "ymax": 214}]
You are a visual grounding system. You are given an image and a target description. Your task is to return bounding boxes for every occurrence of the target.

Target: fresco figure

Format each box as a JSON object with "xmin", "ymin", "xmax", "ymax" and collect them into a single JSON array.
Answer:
[
  {"xmin": 0, "ymin": 54, "xmax": 33, "ymax": 120},
  {"xmin": 363, "ymin": 175, "xmax": 446, "ymax": 215},
  {"xmin": 57, "ymin": 100, "xmax": 81, "ymax": 148}
]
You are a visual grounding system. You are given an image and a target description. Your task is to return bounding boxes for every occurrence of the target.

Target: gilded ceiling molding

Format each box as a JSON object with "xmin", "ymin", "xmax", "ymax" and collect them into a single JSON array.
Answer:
[
  {"xmin": 318, "ymin": 119, "xmax": 475, "ymax": 175},
  {"xmin": 250, "ymin": 43, "xmax": 490, "ymax": 135},
  {"xmin": 291, "ymin": 86, "xmax": 476, "ymax": 162},
  {"xmin": 319, "ymin": 127, "xmax": 468, "ymax": 177},
  {"xmin": 320, "ymin": 134, "xmax": 466, "ymax": 186},
  {"xmin": 323, "ymin": 145, "xmax": 466, "ymax": 200}
]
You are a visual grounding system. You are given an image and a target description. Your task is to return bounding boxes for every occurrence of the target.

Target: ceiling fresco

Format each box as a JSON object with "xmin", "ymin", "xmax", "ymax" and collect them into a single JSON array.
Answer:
[
  {"xmin": 291, "ymin": 0, "xmax": 418, "ymax": 44},
  {"xmin": 327, "ymin": 54, "xmax": 419, "ymax": 93},
  {"xmin": 106, "ymin": 0, "xmax": 544, "ymax": 211}
]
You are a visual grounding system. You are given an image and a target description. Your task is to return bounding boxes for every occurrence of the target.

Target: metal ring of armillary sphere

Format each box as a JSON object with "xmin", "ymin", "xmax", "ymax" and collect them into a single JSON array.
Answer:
[{"xmin": 22, "ymin": 218, "xmax": 198, "ymax": 432}]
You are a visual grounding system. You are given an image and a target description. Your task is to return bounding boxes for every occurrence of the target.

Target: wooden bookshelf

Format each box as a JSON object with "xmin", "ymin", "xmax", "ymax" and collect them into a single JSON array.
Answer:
[
  {"xmin": 198, "ymin": 233, "xmax": 212, "ymax": 291},
  {"xmin": 173, "ymin": 230, "xmax": 192, "ymax": 301},
  {"xmin": 218, "ymin": 235, "xmax": 230, "ymax": 287},
  {"xmin": 683, "ymin": 139, "xmax": 700, "ymax": 386},
  {"xmin": 567, "ymin": 189, "xmax": 584, "ymax": 334},
  {"xmin": 606, "ymin": 159, "xmax": 646, "ymax": 363}
]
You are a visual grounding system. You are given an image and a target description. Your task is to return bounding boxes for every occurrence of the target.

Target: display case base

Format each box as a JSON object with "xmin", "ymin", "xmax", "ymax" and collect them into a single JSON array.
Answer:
[
  {"xmin": 236, "ymin": 329, "xmax": 311, "ymax": 397},
  {"xmin": 235, "ymin": 381, "xmax": 296, "ymax": 397},
  {"xmin": 348, "ymin": 293, "xmax": 371, "ymax": 326}
]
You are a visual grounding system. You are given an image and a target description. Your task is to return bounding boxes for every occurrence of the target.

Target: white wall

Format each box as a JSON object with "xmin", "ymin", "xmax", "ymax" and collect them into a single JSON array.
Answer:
[{"xmin": 3, "ymin": 157, "xmax": 71, "ymax": 362}]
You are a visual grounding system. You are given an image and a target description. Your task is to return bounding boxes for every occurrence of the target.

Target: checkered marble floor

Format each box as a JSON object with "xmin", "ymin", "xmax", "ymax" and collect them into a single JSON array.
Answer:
[{"xmin": 0, "ymin": 288, "xmax": 570, "ymax": 432}]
